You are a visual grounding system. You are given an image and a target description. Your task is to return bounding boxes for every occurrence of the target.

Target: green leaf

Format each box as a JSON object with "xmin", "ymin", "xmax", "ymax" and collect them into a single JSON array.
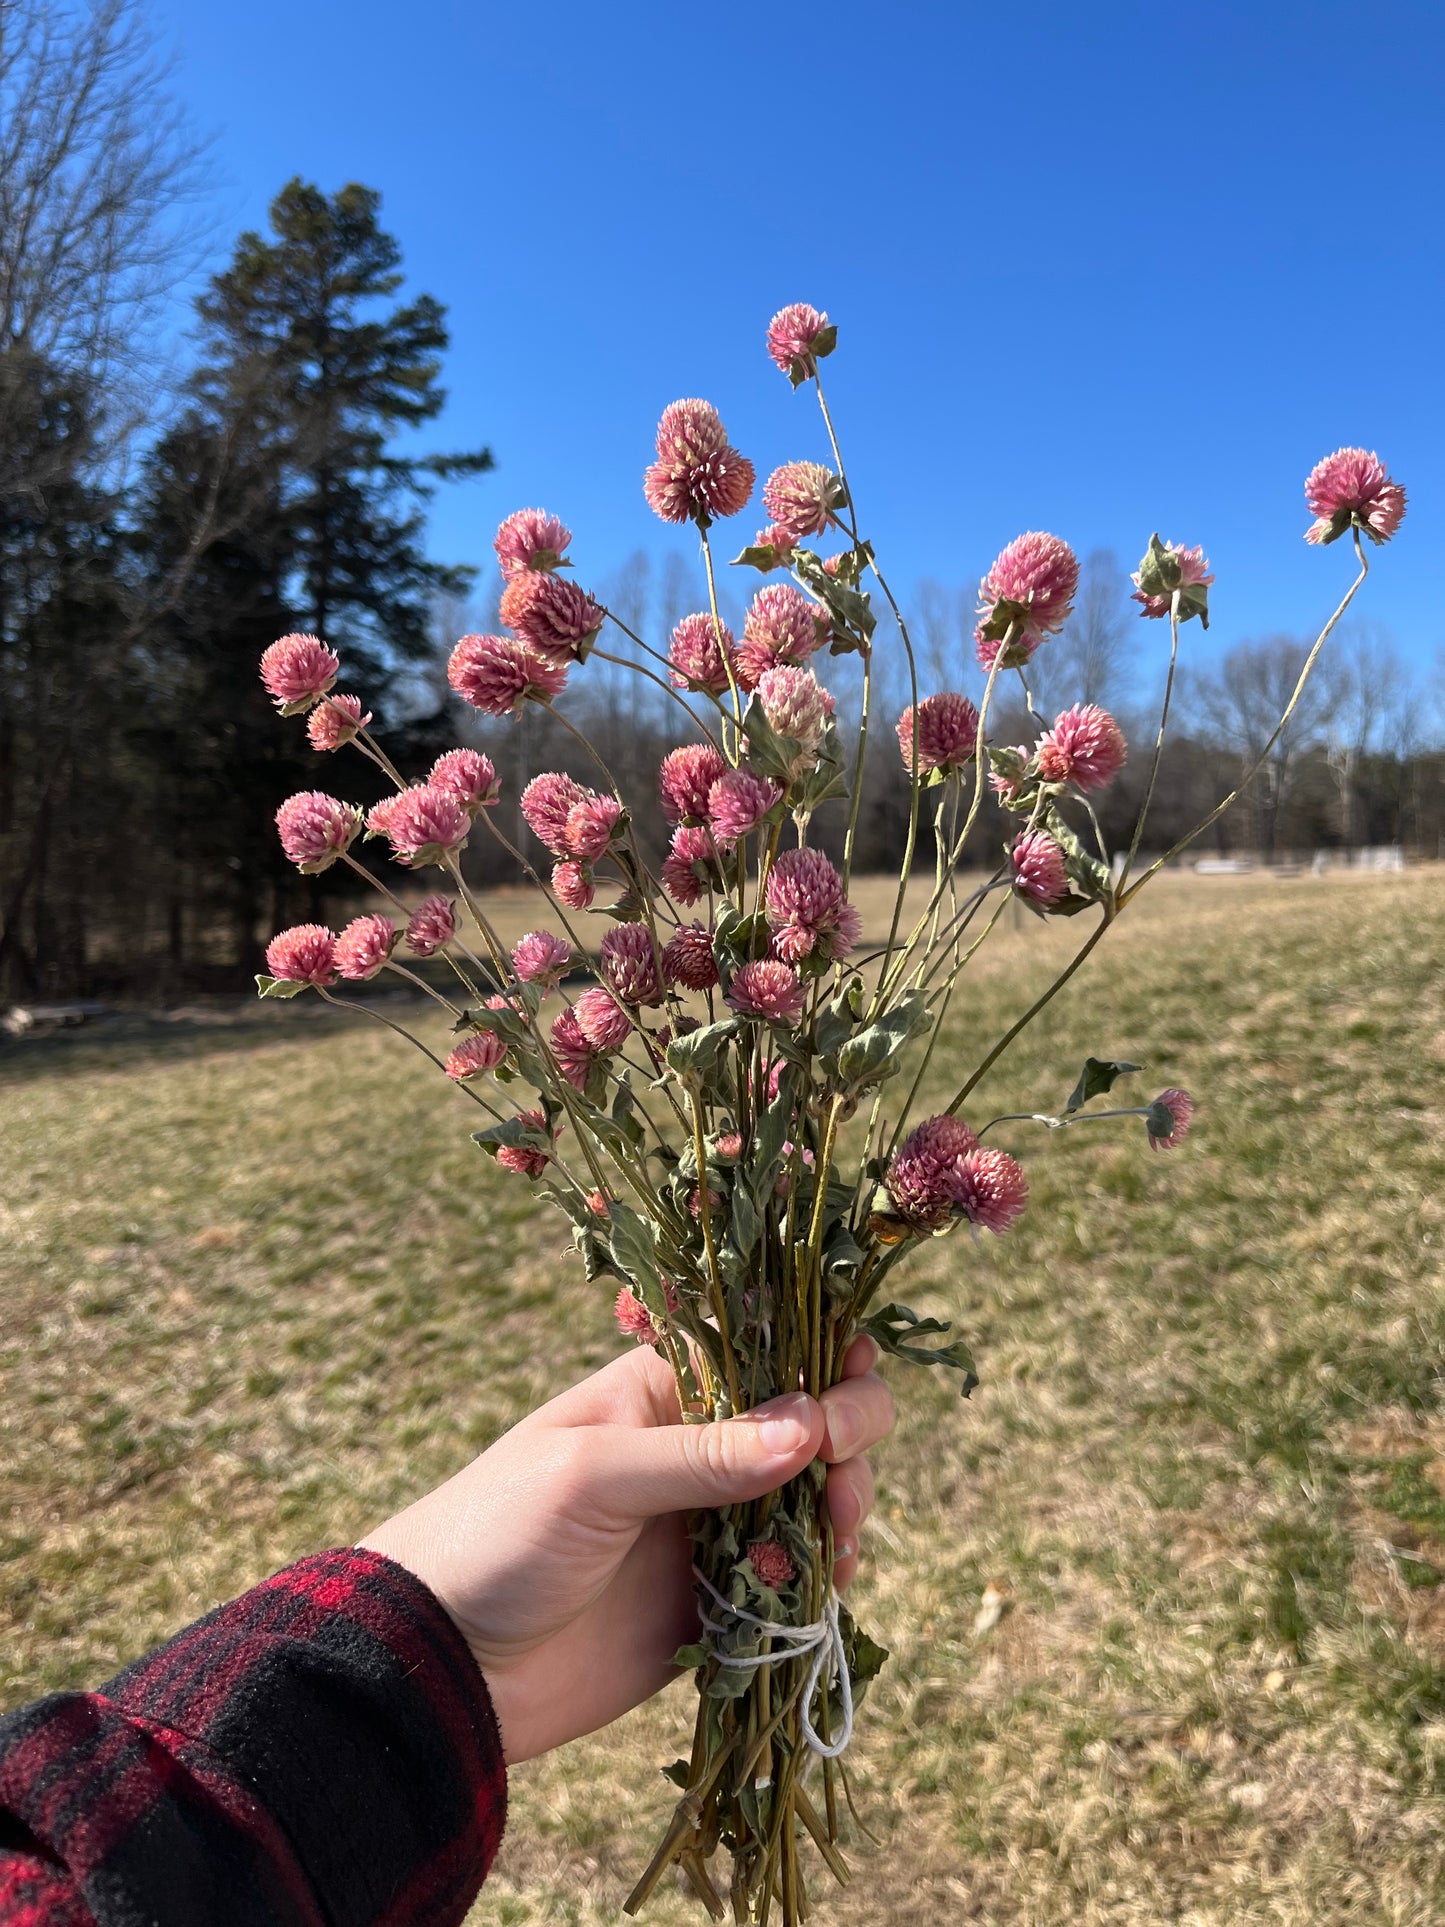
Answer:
[
  {"xmin": 730, "ymin": 541, "xmax": 791, "ymax": 574},
  {"xmin": 747, "ymin": 1081, "xmax": 795, "ymax": 1207},
  {"xmin": 665, "ymin": 1016, "xmax": 739, "ymax": 1081},
  {"xmin": 255, "ymin": 973, "xmax": 307, "ymax": 999},
  {"xmin": 606, "ymin": 1199, "xmax": 665, "ymax": 1295},
  {"xmin": 740, "ymin": 696, "xmax": 805, "ymax": 785},
  {"xmin": 793, "ymin": 549, "xmax": 876, "ymax": 646},
  {"xmin": 1063, "ymin": 1056, "xmax": 1141, "ymax": 1115},
  {"xmin": 831, "ymin": 992, "xmax": 931, "ymax": 1092},
  {"xmin": 1045, "ymin": 807, "xmax": 1112, "ymax": 904},
  {"xmin": 814, "ymin": 977, "xmax": 866, "ymax": 1061},
  {"xmin": 812, "ymin": 323, "xmax": 838, "ymax": 361},
  {"xmin": 863, "ymin": 1301, "xmax": 978, "ymax": 1396},
  {"xmin": 670, "ymin": 1642, "xmax": 710, "ymax": 1672},
  {"xmin": 839, "ymin": 1603, "xmax": 889, "ymax": 1695}
]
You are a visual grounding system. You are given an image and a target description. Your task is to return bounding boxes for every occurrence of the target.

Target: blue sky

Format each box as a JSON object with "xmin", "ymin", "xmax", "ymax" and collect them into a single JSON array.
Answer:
[{"xmin": 150, "ymin": 0, "xmax": 1443, "ymax": 669}]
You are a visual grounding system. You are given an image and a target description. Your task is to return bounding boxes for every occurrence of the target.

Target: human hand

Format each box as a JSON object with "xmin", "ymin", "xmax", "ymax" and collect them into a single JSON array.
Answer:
[{"xmin": 360, "ymin": 1335, "xmax": 893, "ymax": 1764}]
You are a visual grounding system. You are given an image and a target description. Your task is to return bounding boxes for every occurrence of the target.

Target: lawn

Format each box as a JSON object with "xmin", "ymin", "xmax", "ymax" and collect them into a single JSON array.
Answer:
[{"xmin": 2, "ymin": 871, "xmax": 1443, "ymax": 1925}]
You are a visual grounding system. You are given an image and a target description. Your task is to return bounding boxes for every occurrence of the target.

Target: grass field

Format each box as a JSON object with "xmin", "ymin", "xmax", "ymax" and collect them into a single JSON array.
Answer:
[{"xmin": 3, "ymin": 871, "xmax": 1444, "ymax": 1925}]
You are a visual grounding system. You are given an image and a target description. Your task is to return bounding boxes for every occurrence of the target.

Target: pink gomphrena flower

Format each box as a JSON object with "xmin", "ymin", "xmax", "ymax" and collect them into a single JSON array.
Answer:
[
  {"xmin": 644, "ymin": 399, "xmax": 755, "ymax": 526},
  {"xmin": 444, "ymin": 1030, "xmax": 507, "ymax": 1082},
  {"xmin": 749, "ymin": 523, "xmax": 800, "ymax": 567},
  {"xmin": 747, "ymin": 1538, "xmax": 797, "ymax": 1590},
  {"xmin": 668, "ymin": 612, "xmax": 737, "ymax": 695},
  {"xmin": 366, "ymin": 791, "xmax": 407, "ymax": 841},
  {"xmin": 499, "ymin": 570, "xmax": 603, "ymax": 662},
  {"xmin": 725, "ymin": 959, "xmax": 807, "ymax": 1027},
  {"xmin": 575, "ymin": 985, "xmax": 633, "ymax": 1051},
  {"xmin": 521, "ymin": 772, "xmax": 590, "ymax": 856},
  {"xmin": 600, "ymin": 922, "xmax": 664, "ymax": 1007},
  {"xmin": 382, "ymin": 785, "xmax": 472, "ymax": 867},
  {"xmin": 494, "ymin": 507, "xmax": 573, "ymax": 578},
  {"xmin": 550, "ymin": 1007, "xmax": 599, "ymax": 1091},
  {"xmin": 497, "ymin": 1108, "xmax": 551, "ymax": 1177},
  {"xmin": 663, "ymin": 922, "xmax": 719, "ymax": 992},
  {"xmin": 1011, "ymin": 829, "xmax": 1070, "ymax": 907},
  {"xmin": 755, "ymin": 665, "xmax": 836, "ymax": 755},
  {"xmin": 885, "ymin": 1115, "xmax": 981, "ymax": 1229},
  {"xmin": 275, "ymin": 791, "xmax": 361, "ymax": 873},
  {"xmin": 989, "ymin": 746, "xmax": 1031, "ymax": 806},
  {"xmin": 334, "ymin": 914, "xmax": 397, "ymax": 981},
  {"xmin": 448, "ymin": 632, "xmax": 570, "ymax": 716},
  {"xmin": 661, "ymin": 824, "xmax": 721, "ymax": 906},
  {"xmin": 708, "ymin": 768, "xmax": 782, "ymax": 843},
  {"xmin": 714, "ymin": 1132, "xmax": 744, "ymax": 1162},
  {"xmin": 512, "ymin": 929, "xmax": 572, "ymax": 986},
  {"xmin": 765, "ymin": 847, "xmax": 862, "ymax": 965},
  {"xmin": 1035, "ymin": 704, "xmax": 1128, "ymax": 792},
  {"xmin": 565, "ymin": 794, "xmax": 623, "ymax": 862},
  {"xmin": 1304, "ymin": 447, "xmax": 1407, "ymax": 546},
  {"xmin": 974, "ymin": 533, "xmax": 1080, "ymax": 669},
  {"xmin": 952, "ymin": 1147, "xmax": 1028, "ymax": 1234},
  {"xmin": 896, "ymin": 693, "xmax": 981, "ymax": 776},
  {"xmin": 1147, "ymin": 1087, "xmax": 1195, "ymax": 1151},
  {"xmin": 761, "ymin": 461, "xmax": 843, "ymax": 545},
  {"xmin": 307, "ymin": 693, "xmax": 372, "ymax": 753},
  {"xmin": 1131, "ymin": 541, "xmax": 1215, "ymax": 619},
  {"xmin": 552, "ymin": 859, "xmax": 596, "ymax": 911},
  {"xmin": 260, "ymin": 633, "xmax": 339, "ymax": 713},
  {"xmin": 736, "ymin": 584, "xmax": 828, "ymax": 691},
  {"xmin": 264, "ymin": 923, "xmax": 338, "ymax": 987},
  {"xmin": 689, "ymin": 1184, "xmax": 725, "ymax": 1223},
  {"xmin": 615, "ymin": 1286, "xmax": 660, "ymax": 1346},
  {"xmin": 405, "ymin": 894, "xmax": 457, "ymax": 958},
  {"xmin": 429, "ymin": 748, "xmax": 500, "ymax": 814},
  {"xmin": 659, "ymin": 743, "xmax": 729, "ymax": 826},
  {"xmin": 586, "ymin": 1190, "xmax": 610, "ymax": 1218},
  {"xmin": 766, "ymin": 303, "xmax": 831, "ymax": 382}
]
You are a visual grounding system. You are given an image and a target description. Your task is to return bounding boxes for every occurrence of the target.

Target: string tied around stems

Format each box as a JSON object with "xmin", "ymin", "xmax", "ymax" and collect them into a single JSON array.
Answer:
[{"xmin": 691, "ymin": 1565, "xmax": 854, "ymax": 1761}]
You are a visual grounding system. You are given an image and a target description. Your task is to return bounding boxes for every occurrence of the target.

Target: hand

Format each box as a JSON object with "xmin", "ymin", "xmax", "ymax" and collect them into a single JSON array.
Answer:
[{"xmin": 360, "ymin": 1335, "xmax": 894, "ymax": 1764}]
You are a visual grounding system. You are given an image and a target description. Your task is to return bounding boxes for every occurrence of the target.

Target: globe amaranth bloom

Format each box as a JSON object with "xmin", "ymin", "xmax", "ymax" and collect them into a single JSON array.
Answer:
[
  {"xmin": 725, "ymin": 959, "xmax": 806, "ymax": 1026},
  {"xmin": 736, "ymin": 585, "xmax": 828, "ymax": 691},
  {"xmin": 1131, "ymin": 540, "xmax": 1215, "ymax": 621},
  {"xmin": 764, "ymin": 847, "xmax": 861, "ymax": 965},
  {"xmin": 661, "ymin": 824, "xmax": 721, "ymax": 906},
  {"xmin": 405, "ymin": 894, "xmax": 456, "ymax": 957},
  {"xmin": 885, "ymin": 1115, "xmax": 981, "ymax": 1230},
  {"xmin": 1035, "ymin": 704, "xmax": 1127, "ymax": 792},
  {"xmin": 659, "ymin": 743, "xmax": 729, "ymax": 826},
  {"xmin": 260, "ymin": 633, "xmax": 339, "ymax": 713},
  {"xmin": 512, "ymin": 929, "xmax": 572, "ymax": 986},
  {"xmin": 755, "ymin": 665, "xmax": 836, "ymax": 761},
  {"xmin": 429, "ymin": 748, "xmax": 500, "ymax": 813},
  {"xmin": 708, "ymin": 768, "xmax": 781, "ymax": 843},
  {"xmin": 307, "ymin": 693, "xmax": 371, "ymax": 752},
  {"xmin": 766, "ymin": 302, "xmax": 832, "ymax": 382},
  {"xmin": 521, "ymin": 773, "xmax": 590, "ymax": 855},
  {"xmin": 1304, "ymin": 447, "xmax": 1406, "ymax": 546},
  {"xmin": 499, "ymin": 570, "xmax": 602, "ymax": 660},
  {"xmin": 747, "ymin": 1537, "xmax": 797, "ymax": 1589},
  {"xmin": 1011, "ymin": 829, "xmax": 1069, "ymax": 907},
  {"xmin": 760, "ymin": 461, "xmax": 844, "ymax": 546},
  {"xmin": 953, "ymin": 1147, "xmax": 1028, "ymax": 1234},
  {"xmin": 275, "ymin": 791, "xmax": 361, "ymax": 873},
  {"xmin": 496, "ymin": 1108, "xmax": 551, "ymax": 1177},
  {"xmin": 896, "ymin": 693, "xmax": 981, "ymax": 775},
  {"xmin": 575, "ymin": 985, "xmax": 633, "ymax": 1050},
  {"xmin": 549, "ymin": 1007, "xmax": 598, "ymax": 1091},
  {"xmin": 381, "ymin": 786, "xmax": 472, "ymax": 866},
  {"xmin": 448, "ymin": 632, "xmax": 570, "ymax": 716},
  {"xmin": 668, "ymin": 612, "xmax": 737, "ymax": 695},
  {"xmin": 643, "ymin": 399, "xmax": 755, "ymax": 526},
  {"xmin": 494, "ymin": 507, "xmax": 572, "ymax": 577},
  {"xmin": 599, "ymin": 922, "xmax": 664, "ymax": 1007},
  {"xmin": 565, "ymin": 794, "xmax": 623, "ymax": 861},
  {"xmin": 334, "ymin": 914, "xmax": 397, "ymax": 981},
  {"xmin": 975, "ymin": 532, "xmax": 1080, "ymax": 669},
  {"xmin": 1147, "ymin": 1087, "xmax": 1194, "ymax": 1150},
  {"xmin": 615, "ymin": 1286, "xmax": 661, "ymax": 1346},
  {"xmin": 265, "ymin": 923, "xmax": 337, "ymax": 987},
  {"xmin": 663, "ymin": 922, "xmax": 719, "ymax": 991},
  {"xmin": 552, "ymin": 859, "xmax": 596, "ymax": 910},
  {"xmin": 445, "ymin": 1031, "xmax": 507, "ymax": 1081}
]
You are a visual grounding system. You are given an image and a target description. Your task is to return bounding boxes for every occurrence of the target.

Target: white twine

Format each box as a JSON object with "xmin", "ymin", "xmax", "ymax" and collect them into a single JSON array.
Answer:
[{"xmin": 691, "ymin": 1565, "xmax": 855, "ymax": 1761}]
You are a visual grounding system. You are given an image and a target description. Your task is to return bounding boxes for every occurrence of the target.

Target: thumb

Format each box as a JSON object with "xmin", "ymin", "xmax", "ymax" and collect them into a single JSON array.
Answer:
[{"xmin": 585, "ymin": 1392, "xmax": 824, "ymax": 1521}]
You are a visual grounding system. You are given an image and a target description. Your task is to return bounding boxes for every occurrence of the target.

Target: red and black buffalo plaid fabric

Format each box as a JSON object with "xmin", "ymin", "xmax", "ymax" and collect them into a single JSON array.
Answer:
[{"xmin": 0, "ymin": 1549, "xmax": 507, "ymax": 1926}]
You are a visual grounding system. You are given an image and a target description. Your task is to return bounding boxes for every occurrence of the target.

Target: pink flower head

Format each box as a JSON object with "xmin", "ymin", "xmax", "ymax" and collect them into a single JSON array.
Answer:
[
  {"xmin": 405, "ymin": 894, "xmax": 456, "ymax": 957},
  {"xmin": 260, "ymin": 633, "xmax": 339, "ymax": 713},
  {"xmin": 736, "ymin": 584, "xmax": 827, "ymax": 690},
  {"xmin": 445, "ymin": 1030, "xmax": 507, "ymax": 1082},
  {"xmin": 725, "ymin": 959, "xmax": 806, "ymax": 1027},
  {"xmin": 668, "ymin": 612, "xmax": 737, "ymax": 695},
  {"xmin": 575, "ymin": 985, "xmax": 633, "ymax": 1050},
  {"xmin": 334, "ymin": 913, "xmax": 397, "ymax": 981},
  {"xmin": 494, "ymin": 507, "xmax": 572, "ymax": 578},
  {"xmin": 766, "ymin": 303, "xmax": 831, "ymax": 381},
  {"xmin": 748, "ymin": 523, "xmax": 800, "ymax": 567},
  {"xmin": 708, "ymin": 768, "xmax": 782, "ymax": 843},
  {"xmin": 264, "ymin": 923, "xmax": 337, "ymax": 987},
  {"xmin": 429, "ymin": 748, "xmax": 500, "ymax": 813},
  {"xmin": 382, "ymin": 785, "xmax": 472, "ymax": 867},
  {"xmin": 989, "ymin": 746, "xmax": 1031, "ymax": 806},
  {"xmin": 565, "ymin": 794, "xmax": 623, "ymax": 861},
  {"xmin": 1304, "ymin": 447, "xmax": 1407, "ymax": 546},
  {"xmin": 550, "ymin": 1007, "xmax": 599, "ymax": 1090},
  {"xmin": 275, "ymin": 791, "xmax": 361, "ymax": 873},
  {"xmin": 366, "ymin": 792, "xmax": 406, "ymax": 841},
  {"xmin": 662, "ymin": 922, "xmax": 719, "ymax": 991},
  {"xmin": 765, "ymin": 847, "xmax": 861, "ymax": 965},
  {"xmin": 644, "ymin": 399, "xmax": 755, "ymax": 526},
  {"xmin": 1011, "ymin": 829, "xmax": 1069, "ymax": 907},
  {"xmin": 755, "ymin": 665, "xmax": 835, "ymax": 758},
  {"xmin": 714, "ymin": 1132, "xmax": 744, "ymax": 1162},
  {"xmin": 522, "ymin": 772, "xmax": 589, "ymax": 855},
  {"xmin": 1147, "ymin": 1087, "xmax": 1194, "ymax": 1151},
  {"xmin": 496, "ymin": 1109, "xmax": 551, "ymax": 1177},
  {"xmin": 885, "ymin": 1115, "xmax": 981, "ymax": 1229},
  {"xmin": 512, "ymin": 929, "xmax": 572, "ymax": 986},
  {"xmin": 975, "ymin": 532, "xmax": 1080, "ymax": 668},
  {"xmin": 552, "ymin": 859, "xmax": 596, "ymax": 910},
  {"xmin": 1035, "ymin": 704, "xmax": 1128, "ymax": 792},
  {"xmin": 661, "ymin": 823, "xmax": 721, "ymax": 905},
  {"xmin": 600, "ymin": 922, "xmax": 664, "ymax": 1007},
  {"xmin": 953, "ymin": 1147, "xmax": 1028, "ymax": 1234},
  {"xmin": 448, "ymin": 632, "xmax": 569, "ymax": 716},
  {"xmin": 747, "ymin": 1538, "xmax": 797, "ymax": 1590},
  {"xmin": 761, "ymin": 461, "xmax": 842, "ymax": 545},
  {"xmin": 896, "ymin": 693, "xmax": 981, "ymax": 775},
  {"xmin": 615, "ymin": 1286, "xmax": 660, "ymax": 1346},
  {"xmin": 499, "ymin": 570, "xmax": 602, "ymax": 661},
  {"xmin": 659, "ymin": 743, "xmax": 729, "ymax": 826},
  {"xmin": 307, "ymin": 693, "xmax": 371, "ymax": 752},
  {"xmin": 1131, "ymin": 540, "xmax": 1215, "ymax": 619}
]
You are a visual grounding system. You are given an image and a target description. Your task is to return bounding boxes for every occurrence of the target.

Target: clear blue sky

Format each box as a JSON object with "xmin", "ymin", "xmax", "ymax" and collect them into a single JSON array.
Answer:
[{"xmin": 151, "ymin": 0, "xmax": 1443, "ymax": 668}]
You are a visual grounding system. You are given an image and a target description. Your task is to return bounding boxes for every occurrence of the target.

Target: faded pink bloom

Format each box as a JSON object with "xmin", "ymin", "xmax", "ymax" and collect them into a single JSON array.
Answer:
[
  {"xmin": 736, "ymin": 584, "xmax": 827, "ymax": 690},
  {"xmin": 600, "ymin": 922, "xmax": 664, "ymax": 1006},
  {"xmin": 499, "ymin": 571, "xmax": 602, "ymax": 660},
  {"xmin": 765, "ymin": 847, "xmax": 861, "ymax": 964},
  {"xmin": 1304, "ymin": 447, "xmax": 1407, "ymax": 545},
  {"xmin": 366, "ymin": 792, "xmax": 407, "ymax": 841},
  {"xmin": 275, "ymin": 791, "xmax": 361, "ymax": 873},
  {"xmin": 260, "ymin": 633, "xmax": 339, "ymax": 712},
  {"xmin": 382, "ymin": 785, "xmax": 471, "ymax": 866},
  {"xmin": 405, "ymin": 894, "xmax": 456, "ymax": 957},
  {"xmin": 334, "ymin": 914, "xmax": 397, "ymax": 981},
  {"xmin": 550, "ymin": 1007, "xmax": 599, "ymax": 1090},
  {"xmin": 668, "ymin": 612, "xmax": 736, "ymax": 695},
  {"xmin": 708, "ymin": 768, "xmax": 781, "ymax": 842},
  {"xmin": 586, "ymin": 1191, "xmax": 610, "ymax": 1218},
  {"xmin": 952, "ymin": 1147, "xmax": 1028, "ymax": 1234},
  {"xmin": 522, "ymin": 772, "xmax": 589, "ymax": 855},
  {"xmin": 1131, "ymin": 541, "xmax": 1215, "ymax": 618},
  {"xmin": 448, "ymin": 632, "xmax": 569, "ymax": 715},
  {"xmin": 643, "ymin": 399, "xmax": 755, "ymax": 526},
  {"xmin": 264, "ymin": 923, "xmax": 337, "ymax": 987},
  {"xmin": 714, "ymin": 1132, "xmax": 744, "ymax": 1162},
  {"xmin": 755, "ymin": 665, "xmax": 835, "ymax": 756},
  {"xmin": 494, "ymin": 507, "xmax": 572, "ymax": 577},
  {"xmin": 1035, "ymin": 704, "xmax": 1128, "ymax": 792},
  {"xmin": 513, "ymin": 929, "xmax": 572, "ymax": 985},
  {"xmin": 659, "ymin": 743, "xmax": 729, "ymax": 826},
  {"xmin": 565, "ymin": 794, "xmax": 623, "ymax": 861},
  {"xmin": 761, "ymin": 461, "xmax": 841, "ymax": 544},
  {"xmin": 497, "ymin": 1109, "xmax": 550, "ymax": 1177},
  {"xmin": 445, "ymin": 1030, "xmax": 507, "ymax": 1081},
  {"xmin": 1147, "ymin": 1087, "xmax": 1194, "ymax": 1151},
  {"xmin": 896, "ymin": 693, "xmax": 981, "ymax": 775},
  {"xmin": 1011, "ymin": 829, "xmax": 1069, "ymax": 907},
  {"xmin": 885, "ymin": 1115, "xmax": 981, "ymax": 1229},
  {"xmin": 989, "ymin": 747, "xmax": 1031, "ymax": 806},
  {"xmin": 662, "ymin": 922, "xmax": 719, "ymax": 991},
  {"xmin": 747, "ymin": 1538, "xmax": 797, "ymax": 1589},
  {"xmin": 766, "ymin": 303, "xmax": 830, "ymax": 380},
  {"xmin": 975, "ymin": 533, "xmax": 1080, "ymax": 668},
  {"xmin": 552, "ymin": 859, "xmax": 596, "ymax": 910},
  {"xmin": 661, "ymin": 824, "xmax": 721, "ymax": 906},
  {"xmin": 726, "ymin": 959, "xmax": 806, "ymax": 1026},
  {"xmin": 429, "ymin": 748, "xmax": 500, "ymax": 812},
  {"xmin": 689, "ymin": 1185, "xmax": 725, "ymax": 1222},
  {"xmin": 575, "ymin": 985, "xmax": 633, "ymax": 1050},
  {"xmin": 307, "ymin": 693, "xmax": 371, "ymax": 752},
  {"xmin": 750, "ymin": 524, "xmax": 799, "ymax": 564},
  {"xmin": 615, "ymin": 1286, "xmax": 660, "ymax": 1346}
]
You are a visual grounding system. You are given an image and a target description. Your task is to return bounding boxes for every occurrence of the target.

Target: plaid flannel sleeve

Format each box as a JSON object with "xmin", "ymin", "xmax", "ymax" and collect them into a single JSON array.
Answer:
[{"xmin": 0, "ymin": 1548, "xmax": 507, "ymax": 1927}]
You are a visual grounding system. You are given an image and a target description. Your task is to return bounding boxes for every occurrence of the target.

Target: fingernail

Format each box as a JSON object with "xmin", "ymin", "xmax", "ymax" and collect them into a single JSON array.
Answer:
[
  {"xmin": 753, "ymin": 1393, "xmax": 812, "ymax": 1455},
  {"xmin": 828, "ymin": 1399, "xmax": 862, "ymax": 1457}
]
